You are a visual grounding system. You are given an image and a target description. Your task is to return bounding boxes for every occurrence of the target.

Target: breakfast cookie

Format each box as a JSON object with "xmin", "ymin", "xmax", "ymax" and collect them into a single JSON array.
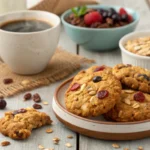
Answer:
[
  {"xmin": 105, "ymin": 90, "xmax": 150, "ymax": 122},
  {"xmin": 86, "ymin": 65, "xmax": 112, "ymax": 74},
  {"xmin": 65, "ymin": 70, "xmax": 122, "ymax": 117},
  {"xmin": 112, "ymin": 64, "xmax": 150, "ymax": 93},
  {"xmin": 0, "ymin": 108, "xmax": 52, "ymax": 140}
]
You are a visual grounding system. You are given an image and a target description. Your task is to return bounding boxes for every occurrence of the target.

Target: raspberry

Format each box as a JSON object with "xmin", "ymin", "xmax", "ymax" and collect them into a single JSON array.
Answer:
[
  {"xmin": 119, "ymin": 8, "xmax": 127, "ymax": 15},
  {"xmin": 97, "ymin": 90, "xmax": 109, "ymax": 99},
  {"xmin": 84, "ymin": 11, "xmax": 103, "ymax": 26},
  {"xmin": 70, "ymin": 83, "xmax": 80, "ymax": 91},
  {"xmin": 134, "ymin": 92, "xmax": 145, "ymax": 102},
  {"xmin": 94, "ymin": 66, "xmax": 105, "ymax": 72},
  {"xmin": 127, "ymin": 14, "xmax": 133, "ymax": 22}
]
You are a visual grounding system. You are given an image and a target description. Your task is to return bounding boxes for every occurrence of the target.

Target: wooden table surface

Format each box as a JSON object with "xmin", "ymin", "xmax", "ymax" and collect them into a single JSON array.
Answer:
[{"xmin": 0, "ymin": 0, "xmax": 150, "ymax": 150}]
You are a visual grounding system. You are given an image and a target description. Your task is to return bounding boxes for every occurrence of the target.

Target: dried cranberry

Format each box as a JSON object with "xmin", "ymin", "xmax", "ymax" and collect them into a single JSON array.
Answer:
[
  {"xmin": 3, "ymin": 78, "xmax": 13, "ymax": 84},
  {"xmin": 33, "ymin": 93, "xmax": 41, "ymax": 103},
  {"xmin": 24, "ymin": 93, "xmax": 32, "ymax": 100},
  {"xmin": 93, "ymin": 76, "xmax": 102, "ymax": 83},
  {"xmin": 97, "ymin": 90, "xmax": 109, "ymax": 99},
  {"xmin": 70, "ymin": 83, "xmax": 81, "ymax": 91},
  {"xmin": 134, "ymin": 92, "xmax": 145, "ymax": 102},
  {"xmin": 0, "ymin": 99, "xmax": 7, "ymax": 109},
  {"xmin": 94, "ymin": 66, "xmax": 105, "ymax": 72},
  {"xmin": 33, "ymin": 103, "xmax": 42, "ymax": 109}
]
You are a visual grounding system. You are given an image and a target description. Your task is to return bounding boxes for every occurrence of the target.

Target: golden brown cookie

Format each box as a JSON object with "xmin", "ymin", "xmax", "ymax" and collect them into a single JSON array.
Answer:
[
  {"xmin": 112, "ymin": 64, "xmax": 150, "ymax": 93},
  {"xmin": 105, "ymin": 90, "xmax": 150, "ymax": 122},
  {"xmin": 0, "ymin": 108, "xmax": 52, "ymax": 140},
  {"xmin": 65, "ymin": 69, "xmax": 122, "ymax": 117}
]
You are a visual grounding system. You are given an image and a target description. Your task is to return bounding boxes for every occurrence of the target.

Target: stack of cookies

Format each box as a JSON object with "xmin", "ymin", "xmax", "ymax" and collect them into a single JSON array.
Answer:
[{"xmin": 65, "ymin": 64, "xmax": 150, "ymax": 122}]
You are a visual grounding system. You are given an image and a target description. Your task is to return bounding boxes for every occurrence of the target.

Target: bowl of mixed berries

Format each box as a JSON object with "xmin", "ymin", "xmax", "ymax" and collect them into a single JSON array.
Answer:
[{"xmin": 61, "ymin": 5, "xmax": 139, "ymax": 51}]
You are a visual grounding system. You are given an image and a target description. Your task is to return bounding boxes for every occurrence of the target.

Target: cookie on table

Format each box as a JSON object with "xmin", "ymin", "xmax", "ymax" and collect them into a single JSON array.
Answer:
[
  {"xmin": 112, "ymin": 64, "xmax": 150, "ymax": 93},
  {"xmin": 0, "ymin": 108, "xmax": 52, "ymax": 140},
  {"xmin": 86, "ymin": 65, "xmax": 112, "ymax": 74},
  {"xmin": 105, "ymin": 90, "xmax": 150, "ymax": 122},
  {"xmin": 65, "ymin": 70, "xmax": 122, "ymax": 117}
]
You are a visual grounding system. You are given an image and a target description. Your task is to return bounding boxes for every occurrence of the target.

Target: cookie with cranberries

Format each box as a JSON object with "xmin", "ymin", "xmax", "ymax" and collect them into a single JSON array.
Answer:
[
  {"xmin": 112, "ymin": 64, "xmax": 150, "ymax": 93},
  {"xmin": 105, "ymin": 90, "xmax": 150, "ymax": 122},
  {"xmin": 65, "ymin": 68, "xmax": 122, "ymax": 117}
]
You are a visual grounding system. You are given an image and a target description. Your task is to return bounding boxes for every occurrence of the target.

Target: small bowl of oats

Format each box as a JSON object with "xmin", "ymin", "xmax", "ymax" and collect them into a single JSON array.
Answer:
[{"xmin": 119, "ymin": 31, "xmax": 150, "ymax": 69}]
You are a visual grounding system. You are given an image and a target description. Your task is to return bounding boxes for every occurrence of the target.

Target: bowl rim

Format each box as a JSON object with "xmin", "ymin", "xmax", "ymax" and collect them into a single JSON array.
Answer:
[
  {"xmin": 61, "ymin": 4, "xmax": 140, "ymax": 31},
  {"xmin": 119, "ymin": 30, "xmax": 150, "ymax": 60},
  {"xmin": 54, "ymin": 77, "xmax": 150, "ymax": 125}
]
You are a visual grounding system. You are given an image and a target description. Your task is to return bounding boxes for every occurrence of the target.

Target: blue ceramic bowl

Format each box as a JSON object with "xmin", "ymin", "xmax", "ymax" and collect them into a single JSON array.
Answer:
[{"xmin": 61, "ymin": 5, "xmax": 140, "ymax": 51}]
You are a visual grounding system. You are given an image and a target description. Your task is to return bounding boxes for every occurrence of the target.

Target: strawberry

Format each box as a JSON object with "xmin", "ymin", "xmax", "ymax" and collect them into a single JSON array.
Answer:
[
  {"xmin": 84, "ymin": 11, "xmax": 103, "ymax": 25},
  {"xmin": 119, "ymin": 8, "xmax": 127, "ymax": 15}
]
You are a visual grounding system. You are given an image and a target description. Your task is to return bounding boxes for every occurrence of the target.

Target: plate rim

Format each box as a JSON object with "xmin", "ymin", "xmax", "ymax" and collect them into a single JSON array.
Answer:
[{"xmin": 54, "ymin": 77, "xmax": 150, "ymax": 125}]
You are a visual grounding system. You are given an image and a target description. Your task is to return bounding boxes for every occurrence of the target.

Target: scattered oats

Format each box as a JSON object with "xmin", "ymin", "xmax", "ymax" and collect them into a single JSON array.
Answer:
[
  {"xmin": 38, "ymin": 144, "xmax": 44, "ymax": 149},
  {"xmin": 138, "ymin": 146, "xmax": 144, "ymax": 150},
  {"xmin": 21, "ymin": 80, "xmax": 30, "ymax": 86},
  {"xmin": 1, "ymin": 141, "xmax": 10, "ymax": 146},
  {"xmin": 112, "ymin": 143, "xmax": 120, "ymax": 148},
  {"xmin": 46, "ymin": 128, "xmax": 53, "ymax": 133},
  {"xmin": 65, "ymin": 143, "xmax": 72, "ymax": 148},
  {"xmin": 43, "ymin": 101, "xmax": 49, "ymax": 105},
  {"xmin": 124, "ymin": 98, "xmax": 131, "ymax": 105},
  {"xmin": 124, "ymin": 148, "xmax": 129, "ymax": 150},
  {"xmin": 53, "ymin": 137, "xmax": 60, "ymax": 144},
  {"xmin": 67, "ymin": 135, "xmax": 73, "ymax": 139}
]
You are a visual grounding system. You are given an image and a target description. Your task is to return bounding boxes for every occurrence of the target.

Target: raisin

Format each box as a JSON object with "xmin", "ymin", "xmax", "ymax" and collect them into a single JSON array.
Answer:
[
  {"xmin": 24, "ymin": 93, "xmax": 32, "ymax": 100},
  {"xmin": 33, "ymin": 103, "xmax": 42, "ymax": 109},
  {"xmin": 97, "ymin": 90, "xmax": 109, "ymax": 99},
  {"xmin": 94, "ymin": 66, "xmax": 105, "ymax": 72},
  {"xmin": 70, "ymin": 83, "xmax": 81, "ymax": 91},
  {"xmin": 93, "ymin": 76, "xmax": 102, "ymax": 83},
  {"xmin": 138, "ymin": 74, "xmax": 150, "ymax": 81},
  {"xmin": 0, "ymin": 99, "xmax": 7, "ymax": 109},
  {"xmin": 13, "ymin": 108, "xmax": 27, "ymax": 115},
  {"xmin": 134, "ymin": 92, "xmax": 145, "ymax": 102},
  {"xmin": 33, "ymin": 93, "xmax": 41, "ymax": 103},
  {"xmin": 3, "ymin": 78, "xmax": 13, "ymax": 84}
]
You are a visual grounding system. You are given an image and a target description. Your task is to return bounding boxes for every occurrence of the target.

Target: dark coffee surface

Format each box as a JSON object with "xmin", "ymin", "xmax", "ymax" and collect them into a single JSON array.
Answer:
[{"xmin": 0, "ymin": 19, "xmax": 52, "ymax": 32}]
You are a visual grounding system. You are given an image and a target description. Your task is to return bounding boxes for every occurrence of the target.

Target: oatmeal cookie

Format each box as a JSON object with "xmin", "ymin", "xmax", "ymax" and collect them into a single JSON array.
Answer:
[
  {"xmin": 0, "ymin": 108, "xmax": 52, "ymax": 140},
  {"xmin": 105, "ymin": 90, "xmax": 150, "ymax": 122},
  {"xmin": 112, "ymin": 64, "xmax": 150, "ymax": 93},
  {"xmin": 65, "ymin": 70, "xmax": 122, "ymax": 117}
]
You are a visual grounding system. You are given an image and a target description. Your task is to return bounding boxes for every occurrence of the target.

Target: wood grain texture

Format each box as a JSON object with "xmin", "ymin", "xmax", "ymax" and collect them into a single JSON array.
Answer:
[{"xmin": 79, "ymin": 0, "xmax": 150, "ymax": 150}]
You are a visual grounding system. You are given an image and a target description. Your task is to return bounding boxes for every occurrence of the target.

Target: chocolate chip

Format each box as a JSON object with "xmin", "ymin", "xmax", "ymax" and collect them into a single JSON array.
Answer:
[
  {"xmin": 33, "ymin": 103, "xmax": 42, "ymax": 109},
  {"xmin": 93, "ymin": 76, "xmax": 102, "ymax": 83},
  {"xmin": 3, "ymin": 78, "xmax": 13, "ymax": 84},
  {"xmin": 33, "ymin": 93, "xmax": 41, "ymax": 103},
  {"xmin": 24, "ymin": 93, "xmax": 32, "ymax": 100},
  {"xmin": 138, "ymin": 74, "xmax": 150, "ymax": 81}
]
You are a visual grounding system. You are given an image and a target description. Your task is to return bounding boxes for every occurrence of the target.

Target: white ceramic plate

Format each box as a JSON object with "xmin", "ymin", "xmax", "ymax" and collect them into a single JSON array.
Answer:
[{"xmin": 52, "ymin": 78, "xmax": 150, "ymax": 140}]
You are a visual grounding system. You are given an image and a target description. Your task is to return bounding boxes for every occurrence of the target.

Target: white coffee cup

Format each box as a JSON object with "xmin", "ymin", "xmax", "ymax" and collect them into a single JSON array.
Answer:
[{"xmin": 0, "ymin": 10, "xmax": 61, "ymax": 75}]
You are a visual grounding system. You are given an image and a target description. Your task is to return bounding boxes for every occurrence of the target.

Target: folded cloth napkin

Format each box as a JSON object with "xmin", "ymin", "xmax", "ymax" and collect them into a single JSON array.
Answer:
[{"xmin": 30, "ymin": 0, "xmax": 99, "ymax": 15}]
